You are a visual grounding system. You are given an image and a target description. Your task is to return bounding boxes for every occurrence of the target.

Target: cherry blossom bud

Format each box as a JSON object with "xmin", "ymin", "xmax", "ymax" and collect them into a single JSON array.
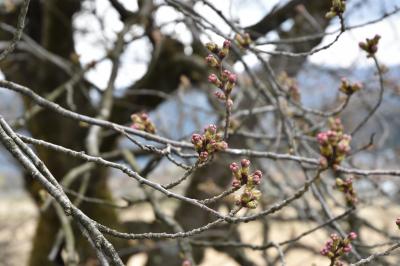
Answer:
[
  {"xmin": 221, "ymin": 69, "xmax": 231, "ymax": 81},
  {"xmin": 191, "ymin": 134, "xmax": 203, "ymax": 144},
  {"xmin": 223, "ymin": 39, "xmax": 231, "ymax": 48},
  {"xmin": 226, "ymin": 99, "xmax": 234, "ymax": 109},
  {"xmin": 253, "ymin": 170, "xmax": 262, "ymax": 178},
  {"xmin": 199, "ymin": 151, "xmax": 208, "ymax": 161},
  {"xmin": 232, "ymin": 179, "xmax": 241, "ymax": 188},
  {"xmin": 182, "ymin": 259, "xmax": 191, "ymax": 266},
  {"xmin": 343, "ymin": 245, "xmax": 352, "ymax": 253},
  {"xmin": 130, "ymin": 124, "xmax": 140, "ymax": 130},
  {"xmin": 140, "ymin": 113, "xmax": 149, "ymax": 120},
  {"xmin": 230, "ymin": 162, "xmax": 239, "ymax": 172},
  {"xmin": 215, "ymin": 141, "xmax": 228, "ymax": 151},
  {"xmin": 330, "ymin": 233, "xmax": 339, "ymax": 241},
  {"xmin": 320, "ymin": 247, "xmax": 329, "ymax": 256},
  {"xmin": 317, "ymin": 132, "xmax": 329, "ymax": 145},
  {"xmin": 359, "ymin": 35, "xmax": 381, "ymax": 57},
  {"xmin": 130, "ymin": 112, "xmax": 156, "ymax": 133},
  {"xmin": 347, "ymin": 232, "xmax": 357, "ymax": 240},
  {"xmin": 205, "ymin": 124, "xmax": 217, "ymax": 134},
  {"xmin": 206, "ymin": 42, "xmax": 219, "ymax": 53},
  {"xmin": 252, "ymin": 170, "xmax": 262, "ymax": 184},
  {"xmin": 228, "ymin": 73, "xmax": 237, "ymax": 83},
  {"xmin": 241, "ymin": 159, "xmax": 250, "ymax": 168},
  {"xmin": 209, "ymin": 75, "xmax": 223, "ymax": 89},
  {"xmin": 208, "ymin": 73, "xmax": 218, "ymax": 84},
  {"xmin": 214, "ymin": 91, "xmax": 226, "ymax": 101},
  {"xmin": 205, "ymin": 54, "xmax": 219, "ymax": 68}
]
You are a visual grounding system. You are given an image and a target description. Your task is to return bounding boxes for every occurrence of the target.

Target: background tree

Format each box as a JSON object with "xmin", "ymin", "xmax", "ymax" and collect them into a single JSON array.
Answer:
[{"xmin": 0, "ymin": 0, "xmax": 400, "ymax": 265}]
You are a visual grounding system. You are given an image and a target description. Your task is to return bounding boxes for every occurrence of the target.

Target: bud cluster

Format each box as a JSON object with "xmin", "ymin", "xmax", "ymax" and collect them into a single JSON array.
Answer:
[
  {"xmin": 130, "ymin": 112, "xmax": 156, "ymax": 134},
  {"xmin": 339, "ymin": 78, "xmax": 362, "ymax": 96},
  {"xmin": 230, "ymin": 159, "xmax": 263, "ymax": 209},
  {"xmin": 325, "ymin": 0, "xmax": 346, "ymax": 19},
  {"xmin": 191, "ymin": 124, "xmax": 228, "ymax": 162},
  {"xmin": 317, "ymin": 118, "xmax": 351, "ymax": 168},
  {"xmin": 335, "ymin": 177, "xmax": 357, "ymax": 205},
  {"xmin": 181, "ymin": 259, "xmax": 191, "ymax": 266},
  {"xmin": 320, "ymin": 232, "xmax": 357, "ymax": 261},
  {"xmin": 359, "ymin": 35, "xmax": 381, "ymax": 57},
  {"xmin": 206, "ymin": 40, "xmax": 237, "ymax": 109},
  {"xmin": 234, "ymin": 33, "xmax": 252, "ymax": 49},
  {"xmin": 278, "ymin": 72, "xmax": 301, "ymax": 102}
]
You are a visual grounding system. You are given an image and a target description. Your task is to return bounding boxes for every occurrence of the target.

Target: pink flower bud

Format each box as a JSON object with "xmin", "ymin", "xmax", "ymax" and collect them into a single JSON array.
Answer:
[
  {"xmin": 317, "ymin": 132, "xmax": 328, "ymax": 145},
  {"xmin": 241, "ymin": 159, "xmax": 250, "ymax": 168},
  {"xmin": 343, "ymin": 244, "xmax": 352, "ymax": 253},
  {"xmin": 348, "ymin": 232, "xmax": 357, "ymax": 240},
  {"xmin": 205, "ymin": 124, "xmax": 217, "ymax": 134},
  {"xmin": 223, "ymin": 39, "xmax": 231, "ymax": 49},
  {"xmin": 182, "ymin": 259, "xmax": 191, "ymax": 266},
  {"xmin": 342, "ymin": 134, "xmax": 351, "ymax": 141},
  {"xmin": 191, "ymin": 134, "xmax": 202, "ymax": 144},
  {"xmin": 228, "ymin": 73, "xmax": 237, "ymax": 83},
  {"xmin": 131, "ymin": 124, "xmax": 140, "ymax": 130},
  {"xmin": 216, "ymin": 141, "xmax": 228, "ymax": 150},
  {"xmin": 205, "ymin": 54, "xmax": 219, "ymax": 67},
  {"xmin": 232, "ymin": 179, "xmax": 241, "ymax": 188},
  {"xmin": 208, "ymin": 73, "xmax": 218, "ymax": 83},
  {"xmin": 214, "ymin": 91, "xmax": 226, "ymax": 100},
  {"xmin": 337, "ymin": 141, "xmax": 350, "ymax": 153},
  {"xmin": 140, "ymin": 113, "xmax": 149, "ymax": 120},
  {"xmin": 326, "ymin": 239, "xmax": 333, "ymax": 248},
  {"xmin": 199, "ymin": 151, "xmax": 208, "ymax": 161},
  {"xmin": 253, "ymin": 175, "xmax": 261, "ymax": 185},
  {"xmin": 326, "ymin": 130, "xmax": 337, "ymax": 141},
  {"xmin": 320, "ymin": 248, "xmax": 329, "ymax": 256},
  {"xmin": 253, "ymin": 170, "xmax": 262, "ymax": 178},
  {"xmin": 230, "ymin": 162, "xmax": 239, "ymax": 172},
  {"xmin": 221, "ymin": 69, "xmax": 231, "ymax": 81},
  {"xmin": 330, "ymin": 233, "xmax": 339, "ymax": 241}
]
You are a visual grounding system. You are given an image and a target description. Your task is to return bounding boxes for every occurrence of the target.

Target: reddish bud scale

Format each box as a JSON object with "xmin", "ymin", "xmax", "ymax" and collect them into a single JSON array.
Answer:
[
  {"xmin": 241, "ymin": 159, "xmax": 250, "ymax": 168},
  {"xmin": 221, "ymin": 69, "xmax": 231, "ymax": 82},
  {"xmin": 230, "ymin": 159, "xmax": 263, "ymax": 208},
  {"xmin": 214, "ymin": 91, "xmax": 226, "ymax": 101},
  {"xmin": 228, "ymin": 73, "xmax": 237, "ymax": 83},
  {"xmin": 321, "ymin": 231, "xmax": 356, "ymax": 260},
  {"xmin": 205, "ymin": 42, "xmax": 219, "ymax": 53},
  {"xmin": 130, "ymin": 112, "xmax": 156, "ymax": 133},
  {"xmin": 359, "ymin": 35, "xmax": 381, "ymax": 56},
  {"xmin": 223, "ymin": 39, "xmax": 231, "ymax": 48},
  {"xmin": 205, "ymin": 54, "xmax": 219, "ymax": 68},
  {"xmin": 191, "ymin": 124, "xmax": 228, "ymax": 162}
]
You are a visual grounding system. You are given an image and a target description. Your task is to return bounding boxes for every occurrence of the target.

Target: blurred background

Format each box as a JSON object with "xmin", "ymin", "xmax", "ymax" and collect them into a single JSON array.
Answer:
[{"xmin": 1, "ymin": 0, "xmax": 400, "ymax": 265}]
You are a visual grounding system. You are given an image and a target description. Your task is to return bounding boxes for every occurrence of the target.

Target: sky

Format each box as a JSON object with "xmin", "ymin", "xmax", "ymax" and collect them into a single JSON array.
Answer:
[
  {"xmin": 0, "ymin": 0, "xmax": 399, "ymax": 85},
  {"xmin": 71, "ymin": 0, "xmax": 400, "ymax": 90}
]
